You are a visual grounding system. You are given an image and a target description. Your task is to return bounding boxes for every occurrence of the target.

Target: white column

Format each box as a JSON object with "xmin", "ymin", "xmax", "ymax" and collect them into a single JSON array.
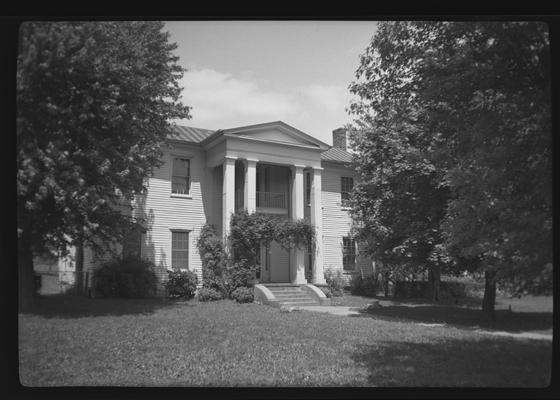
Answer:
[
  {"xmin": 290, "ymin": 164, "xmax": 307, "ymax": 284},
  {"xmin": 244, "ymin": 159, "xmax": 257, "ymax": 214},
  {"xmin": 222, "ymin": 156, "xmax": 236, "ymax": 241},
  {"xmin": 310, "ymin": 167, "xmax": 326, "ymax": 285}
]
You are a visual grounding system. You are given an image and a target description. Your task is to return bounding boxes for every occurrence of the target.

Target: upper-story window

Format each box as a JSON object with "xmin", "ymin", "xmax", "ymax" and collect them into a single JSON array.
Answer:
[
  {"xmin": 172, "ymin": 158, "xmax": 190, "ymax": 195},
  {"xmin": 341, "ymin": 176, "xmax": 354, "ymax": 206}
]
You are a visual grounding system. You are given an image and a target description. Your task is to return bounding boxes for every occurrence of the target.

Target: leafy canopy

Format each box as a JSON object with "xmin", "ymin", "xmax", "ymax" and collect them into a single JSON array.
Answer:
[
  {"xmin": 348, "ymin": 21, "xmax": 551, "ymax": 295},
  {"xmin": 17, "ymin": 21, "xmax": 190, "ymax": 255},
  {"xmin": 348, "ymin": 22, "xmax": 453, "ymax": 283}
]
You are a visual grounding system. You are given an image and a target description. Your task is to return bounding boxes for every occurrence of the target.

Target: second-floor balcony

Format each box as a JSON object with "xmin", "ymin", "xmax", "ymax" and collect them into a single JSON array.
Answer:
[
  {"xmin": 235, "ymin": 189, "xmax": 288, "ymax": 213},
  {"xmin": 257, "ymin": 191, "xmax": 287, "ymax": 210}
]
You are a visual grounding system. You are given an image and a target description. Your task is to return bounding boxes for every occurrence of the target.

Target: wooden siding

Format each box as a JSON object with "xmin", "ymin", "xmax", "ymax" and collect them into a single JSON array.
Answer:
[
  {"xmin": 77, "ymin": 143, "xmax": 374, "ymax": 292},
  {"xmin": 321, "ymin": 163, "xmax": 372, "ymax": 284},
  {"xmin": 135, "ymin": 144, "xmax": 209, "ymax": 285}
]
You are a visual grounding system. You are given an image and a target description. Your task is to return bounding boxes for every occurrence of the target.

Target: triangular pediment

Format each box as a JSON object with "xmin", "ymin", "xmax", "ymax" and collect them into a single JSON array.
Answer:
[{"xmin": 221, "ymin": 121, "xmax": 330, "ymax": 150}]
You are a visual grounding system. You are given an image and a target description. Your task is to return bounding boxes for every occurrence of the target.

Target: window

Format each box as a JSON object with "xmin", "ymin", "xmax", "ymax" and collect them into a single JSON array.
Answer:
[
  {"xmin": 342, "ymin": 237, "xmax": 356, "ymax": 270},
  {"xmin": 172, "ymin": 158, "xmax": 190, "ymax": 195},
  {"xmin": 171, "ymin": 231, "xmax": 189, "ymax": 270},
  {"xmin": 341, "ymin": 176, "xmax": 354, "ymax": 206}
]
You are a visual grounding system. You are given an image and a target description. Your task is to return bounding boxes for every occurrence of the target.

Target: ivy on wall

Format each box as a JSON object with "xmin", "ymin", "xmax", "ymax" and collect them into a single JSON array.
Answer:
[
  {"xmin": 197, "ymin": 210, "xmax": 316, "ymax": 295},
  {"xmin": 229, "ymin": 210, "xmax": 315, "ymax": 265}
]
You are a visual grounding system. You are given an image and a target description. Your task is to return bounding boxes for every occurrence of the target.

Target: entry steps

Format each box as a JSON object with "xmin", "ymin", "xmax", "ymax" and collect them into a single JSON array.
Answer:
[{"xmin": 263, "ymin": 284, "xmax": 321, "ymax": 307}]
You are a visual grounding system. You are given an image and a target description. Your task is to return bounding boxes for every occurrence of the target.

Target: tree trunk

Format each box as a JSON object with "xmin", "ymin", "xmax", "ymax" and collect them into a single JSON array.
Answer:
[
  {"xmin": 384, "ymin": 271, "xmax": 390, "ymax": 298},
  {"xmin": 18, "ymin": 230, "xmax": 36, "ymax": 311},
  {"xmin": 75, "ymin": 243, "xmax": 84, "ymax": 294},
  {"xmin": 482, "ymin": 270, "xmax": 497, "ymax": 320},
  {"xmin": 428, "ymin": 264, "xmax": 441, "ymax": 303}
]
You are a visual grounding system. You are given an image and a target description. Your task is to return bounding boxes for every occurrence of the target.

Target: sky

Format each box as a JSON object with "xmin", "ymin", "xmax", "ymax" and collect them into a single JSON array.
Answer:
[{"xmin": 164, "ymin": 21, "xmax": 378, "ymax": 145}]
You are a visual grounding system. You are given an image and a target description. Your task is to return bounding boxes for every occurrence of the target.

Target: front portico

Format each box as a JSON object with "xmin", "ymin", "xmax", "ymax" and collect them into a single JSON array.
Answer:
[{"xmin": 203, "ymin": 121, "xmax": 328, "ymax": 285}]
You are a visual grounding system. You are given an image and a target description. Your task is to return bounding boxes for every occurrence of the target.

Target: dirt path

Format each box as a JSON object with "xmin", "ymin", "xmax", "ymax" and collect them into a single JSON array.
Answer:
[
  {"xmin": 473, "ymin": 329, "xmax": 552, "ymax": 341},
  {"xmin": 297, "ymin": 305, "xmax": 553, "ymax": 341}
]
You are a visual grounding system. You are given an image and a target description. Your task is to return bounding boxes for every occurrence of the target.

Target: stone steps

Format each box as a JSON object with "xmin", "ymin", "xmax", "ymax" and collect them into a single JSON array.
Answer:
[{"xmin": 264, "ymin": 284, "xmax": 320, "ymax": 306}]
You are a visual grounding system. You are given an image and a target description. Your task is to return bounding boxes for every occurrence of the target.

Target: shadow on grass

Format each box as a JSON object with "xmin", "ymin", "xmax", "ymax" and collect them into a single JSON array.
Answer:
[
  {"xmin": 20, "ymin": 294, "xmax": 189, "ymax": 319},
  {"xmin": 334, "ymin": 293, "xmax": 483, "ymax": 309},
  {"xmin": 351, "ymin": 303, "xmax": 552, "ymax": 333},
  {"xmin": 350, "ymin": 338, "xmax": 552, "ymax": 387}
]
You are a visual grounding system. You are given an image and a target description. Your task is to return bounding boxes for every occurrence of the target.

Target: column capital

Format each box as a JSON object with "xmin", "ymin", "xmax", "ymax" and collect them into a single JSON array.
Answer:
[
  {"xmin": 244, "ymin": 158, "xmax": 259, "ymax": 167},
  {"xmin": 291, "ymin": 164, "xmax": 306, "ymax": 171},
  {"xmin": 224, "ymin": 155, "xmax": 238, "ymax": 162},
  {"xmin": 312, "ymin": 166, "xmax": 324, "ymax": 172}
]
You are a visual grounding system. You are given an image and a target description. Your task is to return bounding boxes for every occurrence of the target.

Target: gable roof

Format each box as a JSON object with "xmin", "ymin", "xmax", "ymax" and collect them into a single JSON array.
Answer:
[
  {"xmin": 219, "ymin": 121, "xmax": 330, "ymax": 150},
  {"xmin": 168, "ymin": 123, "xmax": 354, "ymax": 163},
  {"xmin": 320, "ymin": 146, "xmax": 354, "ymax": 164}
]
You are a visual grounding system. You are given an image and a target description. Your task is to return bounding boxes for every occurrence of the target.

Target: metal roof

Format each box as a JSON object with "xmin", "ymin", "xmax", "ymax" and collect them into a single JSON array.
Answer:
[
  {"xmin": 168, "ymin": 125, "xmax": 353, "ymax": 165},
  {"xmin": 320, "ymin": 147, "xmax": 354, "ymax": 164},
  {"xmin": 168, "ymin": 125, "xmax": 215, "ymax": 143}
]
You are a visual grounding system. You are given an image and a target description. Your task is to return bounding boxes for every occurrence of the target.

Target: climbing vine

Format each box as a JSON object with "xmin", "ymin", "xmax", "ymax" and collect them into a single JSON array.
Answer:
[
  {"xmin": 229, "ymin": 210, "xmax": 315, "ymax": 265},
  {"xmin": 197, "ymin": 211, "xmax": 315, "ymax": 297}
]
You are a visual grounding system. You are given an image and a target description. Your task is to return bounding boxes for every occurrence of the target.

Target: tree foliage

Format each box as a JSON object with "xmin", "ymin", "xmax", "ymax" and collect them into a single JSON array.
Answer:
[
  {"xmin": 419, "ymin": 22, "xmax": 552, "ymax": 298},
  {"xmin": 17, "ymin": 21, "xmax": 190, "ymax": 309},
  {"xmin": 197, "ymin": 224, "xmax": 228, "ymax": 296},
  {"xmin": 348, "ymin": 22, "xmax": 454, "ymax": 301},
  {"xmin": 348, "ymin": 21, "xmax": 551, "ymax": 313}
]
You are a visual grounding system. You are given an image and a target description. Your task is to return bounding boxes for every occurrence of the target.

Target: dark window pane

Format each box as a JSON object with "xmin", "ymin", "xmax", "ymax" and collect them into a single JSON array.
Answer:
[
  {"xmin": 171, "ymin": 231, "xmax": 189, "ymax": 269},
  {"xmin": 341, "ymin": 177, "xmax": 354, "ymax": 205},
  {"xmin": 172, "ymin": 158, "xmax": 190, "ymax": 194},
  {"xmin": 342, "ymin": 237, "xmax": 356, "ymax": 270}
]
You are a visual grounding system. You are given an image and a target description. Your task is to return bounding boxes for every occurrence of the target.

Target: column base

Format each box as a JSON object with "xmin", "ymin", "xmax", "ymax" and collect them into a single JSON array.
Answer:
[{"xmin": 311, "ymin": 277, "xmax": 326, "ymax": 285}]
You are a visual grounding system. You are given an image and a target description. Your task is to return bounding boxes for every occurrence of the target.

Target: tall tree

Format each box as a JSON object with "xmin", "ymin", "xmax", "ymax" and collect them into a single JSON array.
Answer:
[
  {"xmin": 348, "ymin": 22, "xmax": 452, "ymax": 301},
  {"xmin": 348, "ymin": 21, "xmax": 552, "ymax": 316},
  {"xmin": 17, "ymin": 21, "xmax": 190, "ymax": 310},
  {"xmin": 418, "ymin": 22, "xmax": 552, "ymax": 317}
]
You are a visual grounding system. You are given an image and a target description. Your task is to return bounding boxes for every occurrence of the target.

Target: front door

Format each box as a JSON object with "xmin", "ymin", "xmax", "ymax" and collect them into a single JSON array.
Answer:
[
  {"xmin": 260, "ymin": 241, "xmax": 290, "ymax": 283},
  {"xmin": 269, "ymin": 241, "xmax": 290, "ymax": 282}
]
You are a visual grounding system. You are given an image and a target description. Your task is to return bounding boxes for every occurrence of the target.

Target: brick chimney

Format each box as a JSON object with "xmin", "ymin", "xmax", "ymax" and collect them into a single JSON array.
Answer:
[{"xmin": 332, "ymin": 128, "xmax": 347, "ymax": 151}]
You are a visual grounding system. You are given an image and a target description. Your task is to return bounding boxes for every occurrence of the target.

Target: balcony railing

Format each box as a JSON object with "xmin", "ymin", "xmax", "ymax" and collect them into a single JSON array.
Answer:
[{"xmin": 257, "ymin": 191, "xmax": 287, "ymax": 209}]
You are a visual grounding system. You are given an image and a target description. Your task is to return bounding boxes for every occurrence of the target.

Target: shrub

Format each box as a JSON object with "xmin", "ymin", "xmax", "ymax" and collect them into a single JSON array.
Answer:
[
  {"xmin": 197, "ymin": 224, "xmax": 229, "ymax": 297},
  {"xmin": 225, "ymin": 259, "xmax": 257, "ymax": 295},
  {"xmin": 393, "ymin": 280, "xmax": 474, "ymax": 301},
  {"xmin": 93, "ymin": 256, "xmax": 158, "ymax": 298},
  {"xmin": 231, "ymin": 287, "xmax": 254, "ymax": 303},
  {"xmin": 440, "ymin": 281, "xmax": 468, "ymax": 300},
  {"xmin": 165, "ymin": 269, "xmax": 198, "ymax": 300},
  {"xmin": 197, "ymin": 287, "xmax": 224, "ymax": 302},
  {"xmin": 324, "ymin": 269, "xmax": 345, "ymax": 297},
  {"xmin": 350, "ymin": 274, "xmax": 379, "ymax": 297},
  {"xmin": 203, "ymin": 274, "xmax": 229, "ymax": 297},
  {"xmin": 444, "ymin": 276, "xmax": 485, "ymax": 299},
  {"xmin": 393, "ymin": 281, "xmax": 431, "ymax": 299}
]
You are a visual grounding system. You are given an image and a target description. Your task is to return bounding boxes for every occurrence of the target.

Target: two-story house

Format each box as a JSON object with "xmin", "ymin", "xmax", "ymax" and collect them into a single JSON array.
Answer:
[{"xmin": 43, "ymin": 121, "xmax": 373, "ymax": 301}]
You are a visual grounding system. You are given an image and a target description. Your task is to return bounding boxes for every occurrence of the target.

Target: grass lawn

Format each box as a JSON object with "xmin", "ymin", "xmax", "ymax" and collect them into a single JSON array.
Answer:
[{"xmin": 19, "ymin": 294, "xmax": 552, "ymax": 387}]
